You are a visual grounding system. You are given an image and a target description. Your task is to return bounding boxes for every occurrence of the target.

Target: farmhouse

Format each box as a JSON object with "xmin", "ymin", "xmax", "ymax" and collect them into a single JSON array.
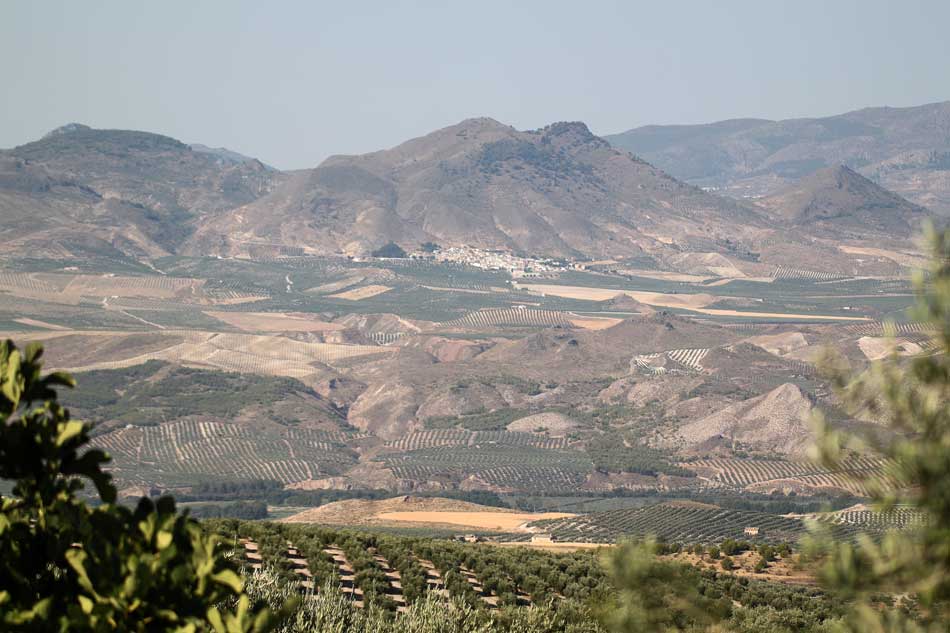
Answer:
[
  {"xmin": 530, "ymin": 533, "xmax": 557, "ymax": 544},
  {"xmin": 744, "ymin": 527, "xmax": 760, "ymax": 537}
]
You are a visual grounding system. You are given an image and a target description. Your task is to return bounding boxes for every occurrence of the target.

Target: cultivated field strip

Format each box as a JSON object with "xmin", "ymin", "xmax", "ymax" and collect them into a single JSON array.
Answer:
[
  {"xmin": 813, "ymin": 507, "xmax": 926, "ymax": 531},
  {"xmin": 442, "ymin": 308, "xmax": 571, "ymax": 328},
  {"xmin": 94, "ymin": 419, "xmax": 357, "ymax": 486},
  {"xmin": 771, "ymin": 267, "xmax": 848, "ymax": 281},
  {"xmin": 384, "ymin": 430, "xmax": 568, "ymax": 452},
  {"xmin": 667, "ymin": 348, "xmax": 709, "ymax": 370},
  {"xmin": 633, "ymin": 348, "xmax": 710, "ymax": 374},
  {"xmin": 844, "ymin": 321, "xmax": 936, "ymax": 337},
  {"xmin": 0, "ymin": 272, "xmax": 65, "ymax": 293},
  {"xmin": 473, "ymin": 466, "xmax": 587, "ymax": 492},
  {"xmin": 370, "ymin": 332, "xmax": 407, "ymax": 345},
  {"xmin": 54, "ymin": 330, "xmax": 394, "ymax": 375},
  {"xmin": 385, "ymin": 429, "xmax": 472, "ymax": 451},
  {"xmin": 686, "ymin": 458, "xmax": 890, "ymax": 495},
  {"xmin": 383, "ymin": 446, "xmax": 592, "ymax": 492}
]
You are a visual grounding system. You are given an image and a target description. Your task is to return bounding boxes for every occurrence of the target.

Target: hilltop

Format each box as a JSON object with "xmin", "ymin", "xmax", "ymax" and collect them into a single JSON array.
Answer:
[
  {"xmin": 183, "ymin": 117, "xmax": 763, "ymax": 261},
  {"xmin": 0, "ymin": 115, "xmax": 934, "ymax": 276},
  {"xmin": 606, "ymin": 100, "xmax": 950, "ymax": 215}
]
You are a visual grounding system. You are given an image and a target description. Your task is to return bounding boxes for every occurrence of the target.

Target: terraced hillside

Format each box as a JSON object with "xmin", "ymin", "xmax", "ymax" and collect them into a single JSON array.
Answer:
[
  {"xmin": 685, "ymin": 458, "xmax": 892, "ymax": 496},
  {"xmin": 95, "ymin": 420, "xmax": 359, "ymax": 490}
]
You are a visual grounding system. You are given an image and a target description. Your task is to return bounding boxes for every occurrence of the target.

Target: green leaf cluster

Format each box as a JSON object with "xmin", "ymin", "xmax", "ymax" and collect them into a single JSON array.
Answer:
[{"xmin": 0, "ymin": 340, "xmax": 275, "ymax": 632}]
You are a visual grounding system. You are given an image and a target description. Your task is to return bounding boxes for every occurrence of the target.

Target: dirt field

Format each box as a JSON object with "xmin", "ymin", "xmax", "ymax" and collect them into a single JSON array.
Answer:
[
  {"xmin": 839, "ymin": 245, "xmax": 927, "ymax": 269},
  {"xmin": 282, "ymin": 496, "xmax": 572, "ymax": 532},
  {"xmin": 375, "ymin": 511, "xmax": 574, "ymax": 532},
  {"xmin": 514, "ymin": 283, "xmax": 716, "ymax": 309},
  {"xmin": 494, "ymin": 542, "xmax": 610, "ymax": 552},
  {"xmin": 568, "ymin": 315, "xmax": 624, "ymax": 330},
  {"xmin": 204, "ymin": 311, "xmax": 344, "ymax": 332},
  {"xmin": 306, "ymin": 275, "xmax": 365, "ymax": 294},
  {"xmin": 3, "ymin": 329, "xmax": 392, "ymax": 376},
  {"xmin": 329, "ymin": 285, "xmax": 392, "ymax": 300}
]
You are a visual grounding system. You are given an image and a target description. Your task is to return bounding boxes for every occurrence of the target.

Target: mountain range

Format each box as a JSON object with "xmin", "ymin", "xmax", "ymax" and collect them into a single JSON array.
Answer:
[
  {"xmin": 0, "ymin": 104, "xmax": 940, "ymax": 276},
  {"xmin": 605, "ymin": 100, "xmax": 950, "ymax": 215}
]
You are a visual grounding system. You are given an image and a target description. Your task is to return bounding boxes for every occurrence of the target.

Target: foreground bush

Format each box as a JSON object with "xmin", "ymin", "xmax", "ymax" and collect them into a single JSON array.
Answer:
[{"xmin": 0, "ymin": 340, "xmax": 273, "ymax": 632}]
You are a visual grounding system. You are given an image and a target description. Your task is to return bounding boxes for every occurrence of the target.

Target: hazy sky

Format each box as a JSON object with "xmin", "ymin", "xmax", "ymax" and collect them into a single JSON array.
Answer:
[{"xmin": 3, "ymin": 1, "xmax": 949, "ymax": 169}]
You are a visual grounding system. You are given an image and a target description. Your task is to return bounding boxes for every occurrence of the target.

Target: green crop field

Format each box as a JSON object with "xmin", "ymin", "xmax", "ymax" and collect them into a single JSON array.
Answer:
[
  {"xmin": 205, "ymin": 518, "xmax": 841, "ymax": 619},
  {"xmin": 523, "ymin": 502, "xmax": 863, "ymax": 544}
]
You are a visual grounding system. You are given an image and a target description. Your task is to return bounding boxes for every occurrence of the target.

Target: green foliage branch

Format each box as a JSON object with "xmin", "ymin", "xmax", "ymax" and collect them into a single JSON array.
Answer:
[{"xmin": 0, "ymin": 340, "xmax": 274, "ymax": 632}]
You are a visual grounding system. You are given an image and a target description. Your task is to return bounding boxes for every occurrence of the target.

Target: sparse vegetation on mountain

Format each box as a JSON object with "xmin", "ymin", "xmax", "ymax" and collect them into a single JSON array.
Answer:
[{"xmin": 372, "ymin": 242, "xmax": 408, "ymax": 258}]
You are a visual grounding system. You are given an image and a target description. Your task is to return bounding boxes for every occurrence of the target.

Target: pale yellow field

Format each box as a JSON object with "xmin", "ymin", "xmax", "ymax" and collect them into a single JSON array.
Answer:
[
  {"xmin": 515, "ymin": 283, "xmax": 716, "ymax": 308},
  {"xmin": 329, "ymin": 285, "xmax": 392, "ymax": 300},
  {"xmin": 205, "ymin": 311, "xmax": 344, "ymax": 332},
  {"xmin": 839, "ymin": 245, "xmax": 927, "ymax": 269},
  {"xmin": 495, "ymin": 542, "xmax": 609, "ymax": 552},
  {"xmin": 697, "ymin": 308, "xmax": 870, "ymax": 321},
  {"xmin": 375, "ymin": 511, "xmax": 574, "ymax": 532},
  {"xmin": 705, "ymin": 277, "xmax": 775, "ymax": 287},
  {"xmin": 516, "ymin": 283, "xmax": 871, "ymax": 321},
  {"xmin": 568, "ymin": 316, "xmax": 624, "ymax": 330},
  {"xmin": 2, "ymin": 329, "xmax": 394, "ymax": 376}
]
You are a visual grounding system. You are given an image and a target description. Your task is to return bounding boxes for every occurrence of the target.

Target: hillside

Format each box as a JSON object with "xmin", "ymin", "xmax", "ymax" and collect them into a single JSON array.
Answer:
[
  {"xmin": 758, "ymin": 165, "xmax": 928, "ymax": 234},
  {"xmin": 281, "ymin": 495, "xmax": 514, "ymax": 525},
  {"xmin": 0, "ymin": 124, "xmax": 279, "ymax": 262},
  {"xmin": 606, "ymin": 100, "xmax": 950, "ymax": 215},
  {"xmin": 0, "ymin": 116, "xmax": 934, "ymax": 276},
  {"xmin": 183, "ymin": 117, "xmax": 765, "ymax": 260}
]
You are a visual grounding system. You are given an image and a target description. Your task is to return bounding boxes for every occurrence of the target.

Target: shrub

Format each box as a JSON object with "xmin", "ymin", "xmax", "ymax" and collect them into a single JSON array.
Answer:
[{"xmin": 0, "ymin": 340, "xmax": 274, "ymax": 632}]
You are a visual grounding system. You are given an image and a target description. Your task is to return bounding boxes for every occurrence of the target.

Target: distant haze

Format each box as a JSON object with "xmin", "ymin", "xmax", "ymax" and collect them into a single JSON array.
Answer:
[{"xmin": 2, "ymin": 0, "xmax": 949, "ymax": 169}]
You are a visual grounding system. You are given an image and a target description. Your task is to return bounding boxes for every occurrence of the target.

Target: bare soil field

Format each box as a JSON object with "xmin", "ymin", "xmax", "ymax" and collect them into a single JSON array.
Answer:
[
  {"xmin": 204, "ymin": 311, "xmax": 345, "ymax": 332},
  {"xmin": 514, "ymin": 283, "xmax": 716, "ymax": 309},
  {"xmin": 494, "ymin": 542, "xmax": 609, "ymax": 552},
  {"xmin": 329, "ymin": 285, "xmax": 392, "ymax": 300},
  {"xmin": 516, "ymin": 283, "xmax": 869, "ymax": 320},
  {"xmin": 282, "ymin": 496, "xmax": 573, "ymax": 532},
  {"xmin": 704, "ymin": 277, "xmax": 775, "ymax": 287},
  {"xmin": 1, "ymin": 329, "xmax": 392, "ymax": 376},
  {"xmin": 375, "ymin": 511, "xmax": 574, "ymax": 532},
  {"xmin": 568, "ymin": 315, "xmax": 624, "ymax": 330}
]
